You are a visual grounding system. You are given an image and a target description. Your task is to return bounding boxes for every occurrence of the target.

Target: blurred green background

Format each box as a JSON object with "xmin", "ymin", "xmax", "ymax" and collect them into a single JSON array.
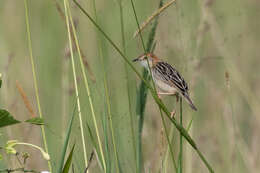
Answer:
[{"xmin": 0, "ymin": 0, "xmax": 260, "ymax": 172}]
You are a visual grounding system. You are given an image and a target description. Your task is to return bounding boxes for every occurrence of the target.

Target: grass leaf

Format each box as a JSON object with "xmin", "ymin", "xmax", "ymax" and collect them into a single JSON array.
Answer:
[
  {"xmin": 62, "ymin": 144, "xmax": 75, "ymax": 173},
  {"xmin": 57, "ymin": 100, "xmax": 76, "ymax": 173},
  {"xmin": 25, "ymin": 117, "xmax": 44, "ymax": 125},
  {"xmin": 0, "ymin": 109, "xmax": 21, "ymax": 128}
]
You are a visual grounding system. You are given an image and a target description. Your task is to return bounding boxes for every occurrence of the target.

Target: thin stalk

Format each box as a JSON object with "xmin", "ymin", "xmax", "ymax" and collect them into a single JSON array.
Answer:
[
  {"xmin": 130, "ymin": 1, "xmax": 157, "ymax": 172},
  {"xmin": 160, "ymin": 109, "xmax": 178, "ymax": 172},
  {"xmin": 130, "ymin": 1, "xmax": 148, "ymax": 172},
  {"xmin": 91, "ymin": 0, "xmax": 120, "ymax": 172},
  {"xmin": 117, "ymin": 0, "xmax": 137, "ymax": 171},
  {"xmin": 130, "ymin": 0, "xmax": 178, "ymax": 171},
  {"xmin": 178, "ymin": 98, "xmax": 183, "ymax": 173},
  {"xmin": 63, "ymin": 0, "xmax": 89, "ymax": 169},
  {"xmin": 163, "ymin": 125, "xmax": 175, "ymax": 173},
  {"xmin": 72, "ymin": 2, "xmax": 214, "ymax": 172},
  {"xmin": 23, "ymin": 0, "xmax": 52, "ymax": 171},
  {"xmin": 133, "ymin": 0, "xmax": 176, "ymax": 38},
  {"xmin": 66, "ymin": 1, "xmax": 107, "ymax": 171}
]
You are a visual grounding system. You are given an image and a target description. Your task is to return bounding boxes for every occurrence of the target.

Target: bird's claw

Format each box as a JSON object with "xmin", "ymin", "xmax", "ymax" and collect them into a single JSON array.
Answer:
[
  {"xmin": 170, "ymin": 110, "xmax": 176, "ymax": 118},
  {"xmin": 157, "ymin": 92, "xmax": 161, "ymax": 99}
]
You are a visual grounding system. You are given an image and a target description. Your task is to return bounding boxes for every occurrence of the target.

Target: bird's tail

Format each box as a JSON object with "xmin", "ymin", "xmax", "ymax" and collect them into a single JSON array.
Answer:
[{"xmin": 182, "ymin": 93, "xmax": 197, "ymax": 111}]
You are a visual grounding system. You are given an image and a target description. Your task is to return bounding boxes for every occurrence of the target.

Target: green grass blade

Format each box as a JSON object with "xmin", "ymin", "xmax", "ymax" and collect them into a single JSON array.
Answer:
[
  {"xmin": 160, "ymin": 108, "xmax": 178, "ymax": 172},
  {"xmin": 178, "ymin": 98, "xmax": 183, "ymax": 173},
  {"xmin": 118, "ymin": 0, "xmax": 137, "ymax": 171},
  {"xmin": 57, "ymin": 100, "xmax": 76, "ymax": 173},
  {"xmin": 62, "ymin": 144, "xmax": 76, "ymax": 173}
]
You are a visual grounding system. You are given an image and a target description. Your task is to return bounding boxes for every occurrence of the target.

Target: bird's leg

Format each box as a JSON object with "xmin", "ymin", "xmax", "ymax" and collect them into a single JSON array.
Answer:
[
  {"xmin": 176, "ymin": 93, "xmax": 179, "ymax": 102},
  {"xmin": 157, "ymin": 92, "xmax": 162, "ymax": 99},
  {"xmin": 158, "ymin": 92, "xmax": 174, "ymax": 95},
  {"xmin": 157, "ymin": 92, "xmax": 172, "ymax": 99},
  {"xmin": 170, "ymin": 109, "xmax": 176, "ymax": 118}
]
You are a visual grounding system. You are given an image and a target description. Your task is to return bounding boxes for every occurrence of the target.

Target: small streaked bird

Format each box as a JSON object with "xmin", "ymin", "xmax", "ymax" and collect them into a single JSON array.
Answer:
[{"xmin": 133, "ymin": 53, "xmax": 197, "ymax": 111}]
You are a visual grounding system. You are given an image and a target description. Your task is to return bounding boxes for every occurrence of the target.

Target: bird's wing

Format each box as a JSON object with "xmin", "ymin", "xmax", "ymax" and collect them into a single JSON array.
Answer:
[{"xmin": 153, "ymin": 62, "xmax": 189, "ymax": 95}]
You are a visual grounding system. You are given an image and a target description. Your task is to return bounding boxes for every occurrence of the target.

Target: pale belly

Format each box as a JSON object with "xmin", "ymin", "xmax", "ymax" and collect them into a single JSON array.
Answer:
[{"xmin": 154, "ymin": 78, "xmax": 178, "ymax": 94}]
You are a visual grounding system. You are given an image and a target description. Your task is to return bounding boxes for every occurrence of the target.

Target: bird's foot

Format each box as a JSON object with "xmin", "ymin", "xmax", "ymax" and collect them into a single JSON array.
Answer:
[
  {"xmin": 170, "ymin": 110, "xmax": 176, "ymax": 118},
  {"xmin": 176, "ymin": 94, "xmax": 179, "ymax": 102},
  {"xmin": 157, "ymin": 92, "xmax": 162, "ymax": 99}
]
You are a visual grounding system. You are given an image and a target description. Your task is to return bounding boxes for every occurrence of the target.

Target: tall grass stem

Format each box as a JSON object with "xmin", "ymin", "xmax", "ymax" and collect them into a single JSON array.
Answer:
[
  {"xmin": 63, "ymin": 0, "xmax": 89, "ymax": 169},
  {"xmin": 178, "ymin": 98, "xmax": 183, "ymax": 173},
  {"xmin": 23, "ymin": 0, "xmax": 52, "ymax": 171},
  {"xmin": 67, "ymin": 1, "xmax": 107, "ymax": 171}
]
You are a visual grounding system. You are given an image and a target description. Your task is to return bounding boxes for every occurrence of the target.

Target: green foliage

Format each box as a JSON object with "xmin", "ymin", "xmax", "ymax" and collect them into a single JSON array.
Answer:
[
  {"xmin": 0, "ymin": 73, "xmax": 2, "ymax": 88},
  {"xmin": 62, "ymin": 144, "xmax": 75, "ymax": 173},
  {"xmin": 0, "ymin": 110, "xmax": 21, "ymax": 128},
  {"xmin": 2, "ymin": 0, "xmax": 259, "ymax": 172},
  {"xmin": 58, "ymin": 102, "xmax": 76, "ymax": 173},
  {"xmin": 25, "ymin": 117, "xmax": 44, "ymax": 125}
]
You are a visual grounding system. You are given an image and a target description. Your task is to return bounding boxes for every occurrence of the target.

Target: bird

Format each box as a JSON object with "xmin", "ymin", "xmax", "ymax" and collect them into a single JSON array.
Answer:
[{"xmin": 133, "ymin": 53, "xmax": 197, "ymax": 112}]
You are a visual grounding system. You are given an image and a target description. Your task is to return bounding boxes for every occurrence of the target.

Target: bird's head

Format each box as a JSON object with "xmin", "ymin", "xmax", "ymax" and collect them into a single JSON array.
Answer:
[{"xmin": 132, "ymin": 53, "xmax": 159, "ymax": 69}]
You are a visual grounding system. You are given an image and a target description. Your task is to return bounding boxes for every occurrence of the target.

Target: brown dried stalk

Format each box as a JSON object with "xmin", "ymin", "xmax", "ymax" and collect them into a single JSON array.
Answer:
[
  {"xmin": 133, "ymin": 0, "xmax": 176, "ymax": 38},
  {"xmin": 16, "ymin": 80, "xmax": 36, "ymax": 118}
]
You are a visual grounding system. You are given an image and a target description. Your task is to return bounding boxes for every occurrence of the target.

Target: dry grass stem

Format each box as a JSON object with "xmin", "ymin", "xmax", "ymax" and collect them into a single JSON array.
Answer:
[
  {"xmin": 16, "ymin": 80, "xmax": 36, "ymax": 118},
  {"xmin": 133, "ymin": 0, "xmax": 176, "ymax": 38}
]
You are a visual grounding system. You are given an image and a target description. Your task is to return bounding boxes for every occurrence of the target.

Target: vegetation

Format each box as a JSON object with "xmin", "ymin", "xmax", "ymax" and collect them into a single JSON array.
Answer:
[{"xmin": 0, "ymin": 0, "xmax": 259, "ymax": 172}]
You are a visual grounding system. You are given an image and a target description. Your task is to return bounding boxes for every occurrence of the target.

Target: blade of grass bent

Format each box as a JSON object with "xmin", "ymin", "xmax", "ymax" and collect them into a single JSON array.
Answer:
[
  {"xmin": 72, "ymin": 1, "xmax": 214, "ymax": 172},
  {"xmin": 23, "ymin": 0, "xmax": 52, "ymax": 171},
  {"xmin": 66, "ymin": 1, "xmax": 107, "ymax": 171},
  {"xmin": 63, "ymin": 0, "xmax": 89, "ymax": 168}
]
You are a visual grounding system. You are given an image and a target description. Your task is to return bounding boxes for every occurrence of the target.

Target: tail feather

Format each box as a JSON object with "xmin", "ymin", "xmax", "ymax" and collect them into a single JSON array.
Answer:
[{"xmin": 182, "ymin": 93, "xmax": 197, "ymax": 111}]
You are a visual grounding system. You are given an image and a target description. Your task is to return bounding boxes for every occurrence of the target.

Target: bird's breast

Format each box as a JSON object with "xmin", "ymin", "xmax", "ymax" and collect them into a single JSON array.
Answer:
[{"xmin": 153, "ymin": 77, "xmax": 178, "ymax": 94}]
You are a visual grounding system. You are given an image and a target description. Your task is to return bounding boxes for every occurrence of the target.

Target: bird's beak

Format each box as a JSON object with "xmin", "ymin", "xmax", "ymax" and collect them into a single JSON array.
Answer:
[{"xmin": 132, "ymin": 58, "xmax": 139, "ymax": 62}]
